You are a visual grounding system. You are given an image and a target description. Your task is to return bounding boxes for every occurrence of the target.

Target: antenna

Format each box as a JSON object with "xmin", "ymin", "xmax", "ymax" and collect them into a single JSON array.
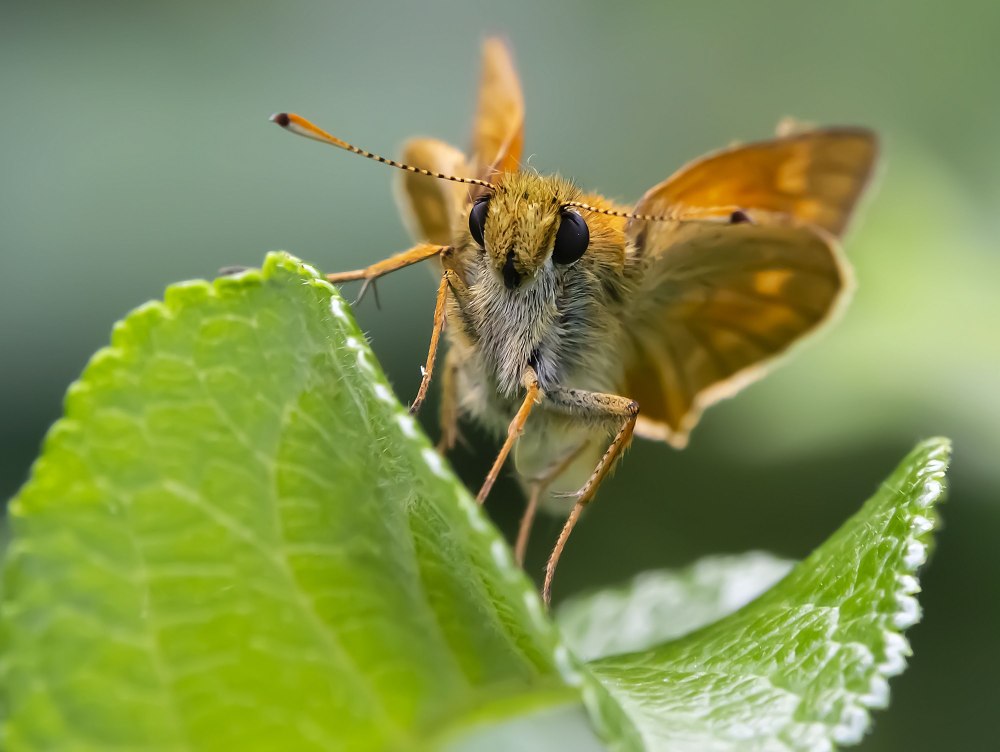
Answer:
[
  {"xmin": 562, "ymin": 200, "xmax": 746, "ymax": 224},
  {"xmin": 270, "ymin": 113, "xmax": 494, "ymax": 189}
]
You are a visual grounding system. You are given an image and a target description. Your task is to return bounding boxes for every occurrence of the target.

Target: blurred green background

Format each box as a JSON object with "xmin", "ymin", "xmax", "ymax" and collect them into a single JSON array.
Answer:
[{"xmin": 2, "ymin": 1, "xmax": 998, "ymax": 749}]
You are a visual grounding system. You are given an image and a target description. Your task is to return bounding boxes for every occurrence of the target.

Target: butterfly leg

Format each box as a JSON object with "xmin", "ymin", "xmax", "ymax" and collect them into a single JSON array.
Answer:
[
  {"xmin": 430, "ymin": 269, "xmax": 471, "ymax": 453},
  {"xmin": 410, "ymin": 273, "xmax": 450, "ymax": 415},
  {"xmin": 326, "ymin": 242, "xmax": 447, "ymax": 304},
  {"xmin": 515, "ymin": 483, "xmax": 543, "ymax": 567},
  {"xmin": 537, "ymin": 388, "xmax": 639, "ymax": 605},
  {"xmin": 435, "ymin": 350, "xmax": 462, "ymax": 454},
  {"xmin": 514, "ymin": 442, "xmax": 590, "ymax": 567},
  {"xmin": 476, "ymin": 367, "xmax": 542, "ymax": 505}
]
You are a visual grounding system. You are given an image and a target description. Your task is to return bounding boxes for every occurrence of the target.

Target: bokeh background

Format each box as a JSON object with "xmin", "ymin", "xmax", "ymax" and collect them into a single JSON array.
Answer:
[{"xmin": 3, "ymin": 1, "xmax": 998, "ymax": 748}]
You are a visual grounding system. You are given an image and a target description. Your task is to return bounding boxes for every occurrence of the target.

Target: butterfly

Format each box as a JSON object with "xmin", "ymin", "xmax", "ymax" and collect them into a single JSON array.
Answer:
[{"xmin": 271, "ymin": 37, "xmax": 878, "ymax": 604}]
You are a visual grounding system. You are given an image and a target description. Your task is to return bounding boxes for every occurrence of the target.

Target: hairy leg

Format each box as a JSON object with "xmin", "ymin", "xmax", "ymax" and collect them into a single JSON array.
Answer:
[
  {"xmin": 537, "ymin": 387, "xmax": 639, "ymax": 605},
  {"xmin": 410, "ymin": 274, "xmax": 449, "ymax": 415},
  {"xmin": 326, "ymin": 243, "xmax": 446, "ymax": 303},
  {"xmin": 435, "ymin": 351, "xmax": 462, "ymax": 454},
  {"xmin": 476, "ymin": 367, "xmax": 542, "ymax": 505},
  {"xmin": 514, "ymin": 441, "xmax": 589, "ymax": 566}
]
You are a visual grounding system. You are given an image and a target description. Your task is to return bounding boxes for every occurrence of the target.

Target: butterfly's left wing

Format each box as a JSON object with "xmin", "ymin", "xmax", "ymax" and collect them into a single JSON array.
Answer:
[
  {"xmin": 620, "ymin": 127, "xmax": 875, "ymax": 448},
  {"xmin": 641, "ymin": 127, "xmax": 878, "ymax": 237},
  {"xmin": 622, "ymin": 220, "xmax": 851, "ymax": 448}
]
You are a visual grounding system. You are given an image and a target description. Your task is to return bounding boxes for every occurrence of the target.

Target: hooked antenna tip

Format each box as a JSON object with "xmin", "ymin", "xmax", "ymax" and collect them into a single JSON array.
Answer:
[{"xmin": 269, "ymin": 112, "xmax": 291, "ymax": 127}]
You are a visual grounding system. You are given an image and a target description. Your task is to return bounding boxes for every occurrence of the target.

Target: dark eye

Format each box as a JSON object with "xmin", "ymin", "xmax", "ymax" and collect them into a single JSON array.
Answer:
[
  {"xmin": 468, "ymin": 196, "xmax": 489, "ymax": 247},
  {"xmin": 552, "ymin": 209, "xmax": 589, "ymax": 264}
]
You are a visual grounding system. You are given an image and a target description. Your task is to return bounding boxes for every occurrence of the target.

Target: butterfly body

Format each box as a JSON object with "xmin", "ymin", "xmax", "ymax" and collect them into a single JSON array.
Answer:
[
  {"xmin": 446, "ymin": 174, "xmax": 631, "ymax": 391},
  {"xmin": 437, "ymin": 172, "xmax": 638, "ymax": 505}
]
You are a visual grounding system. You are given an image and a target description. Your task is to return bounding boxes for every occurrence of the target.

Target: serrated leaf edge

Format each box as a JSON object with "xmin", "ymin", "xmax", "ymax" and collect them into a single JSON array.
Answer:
[{"xmin": 829, "ymin": 438, "xmax": 949, "ymax": 747}]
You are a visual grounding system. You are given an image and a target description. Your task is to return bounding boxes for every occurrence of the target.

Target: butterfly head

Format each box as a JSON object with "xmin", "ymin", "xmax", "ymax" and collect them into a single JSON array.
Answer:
[{"xmin": 466, "ymin": 172, "xmax": 590, "ymax": 290}]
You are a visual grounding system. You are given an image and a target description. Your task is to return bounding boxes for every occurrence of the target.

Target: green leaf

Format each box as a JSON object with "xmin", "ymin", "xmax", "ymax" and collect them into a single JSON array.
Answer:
[
  {"xmin": 557, "ymin": 553, "xmax": 794, "ymax": 662},
  {"xmin": 585, "ymin": 438, "xmax": 950, "ymax": 751},
  {"xmin": 0, "ymin": 253, "xmax": 635, "ymax": 752},
  {"xmin": 0, "ymin": 251, "xmax": 951, "ymax": 752}
]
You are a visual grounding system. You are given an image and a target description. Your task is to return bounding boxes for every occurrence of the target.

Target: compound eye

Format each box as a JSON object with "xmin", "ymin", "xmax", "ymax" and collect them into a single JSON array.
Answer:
[
  {"xmin": 468, "ymin": 196, "xmax": 489, "ymax": 248},
  {"xmin": 551, "ymin": 209, "xmax": 589, "ymax": 264}
]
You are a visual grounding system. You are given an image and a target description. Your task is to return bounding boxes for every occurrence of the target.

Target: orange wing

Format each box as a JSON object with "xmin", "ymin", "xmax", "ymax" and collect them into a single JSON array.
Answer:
[
  {"xmin": 396, "ymin": 138, "xmax": 469, "ymax": 246},
  {"xmin": 470, "ymin": 37, "xmax": 524, "ymax": 178},
  {"xmin": 623, "ymin": 128, "xmax": 877, "ymax": 447},
  {"xmin": 396, "ymin": 38, "xmax": 524, "ymax": 243},
  {"xmin": 636, "ymin": 128, "xmax": 877, "ymax": 236}
]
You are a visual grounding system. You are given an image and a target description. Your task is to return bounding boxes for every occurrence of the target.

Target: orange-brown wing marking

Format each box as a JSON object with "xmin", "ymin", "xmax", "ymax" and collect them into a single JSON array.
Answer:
[
  {"xmin": 396, "ymin": 137, "xmax": 469, "ymax": 246},
  {"xmin": 635, "ymin": 128, "xmax": 878, "ymax": 237},
  {"xmin": 624, "ymin": 222, "xmax": 850, "ymax": 448},
  {"xmin": 470, "ymin": 37, "xmax": 524, "ymax": 178}
]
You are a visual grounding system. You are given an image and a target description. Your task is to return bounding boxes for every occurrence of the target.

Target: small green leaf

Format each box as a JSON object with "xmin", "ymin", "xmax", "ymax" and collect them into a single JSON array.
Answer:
[
  {"xmin": 586, "ymin": 438, "xmax": 950, "ymax": 751},
  {"xmin": 0, "ymin": 254, "xmax": 635, "ymax": 752},
  {"xmin": 557, "ymin": 553, "xmax": 794, "ymax": 662}
]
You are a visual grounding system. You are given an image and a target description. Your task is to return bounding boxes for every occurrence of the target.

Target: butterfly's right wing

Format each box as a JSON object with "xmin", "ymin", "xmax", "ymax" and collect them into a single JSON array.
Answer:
[
  {"xmin": 396, "ymin": 138, "xmax": 469, "ymax": 246},
  {"xmin": 469, "ymin": 37, "xmax": 524, "ymax": 180},
  {"xmin": 396, "ymin": 38, "xmax": 523, "ymax": 244}
]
